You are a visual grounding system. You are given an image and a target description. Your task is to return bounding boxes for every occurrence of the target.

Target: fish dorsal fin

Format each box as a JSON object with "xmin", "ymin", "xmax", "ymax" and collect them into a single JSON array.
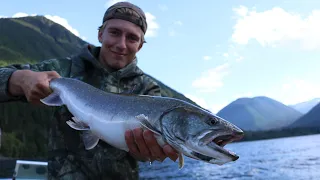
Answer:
[{"xmin": 40, "ymin": 92, "xmax": 63, "ymax": 106}]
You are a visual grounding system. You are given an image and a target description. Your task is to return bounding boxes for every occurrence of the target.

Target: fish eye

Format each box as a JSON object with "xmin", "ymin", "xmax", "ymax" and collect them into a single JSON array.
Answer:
[{"xmin": 208, "ymin": 118, "xmax": 217, "ymax": 125}]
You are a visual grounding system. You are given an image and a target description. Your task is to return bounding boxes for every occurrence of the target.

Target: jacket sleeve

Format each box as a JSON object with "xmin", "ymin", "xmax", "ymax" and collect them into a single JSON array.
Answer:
[
  {"xmin": 141, "ymin": 75, "xmax": 162, "ymax": 97},
  {"xmin": 0, "ymin": 58, "xmax": 72, "ymax": 102}
]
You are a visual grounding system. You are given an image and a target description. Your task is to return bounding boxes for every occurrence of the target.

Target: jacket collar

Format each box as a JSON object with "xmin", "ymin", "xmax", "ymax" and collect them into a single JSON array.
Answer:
[{"xmin": 78, "ymin": 44, "xmax": 144, "ymax": 79}]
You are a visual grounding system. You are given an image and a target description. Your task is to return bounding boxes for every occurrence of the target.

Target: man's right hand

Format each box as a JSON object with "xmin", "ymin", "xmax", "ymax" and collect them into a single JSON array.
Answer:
[{"xmin": 8, "ymin": 70, "xmax": 61, "ymax": 104}]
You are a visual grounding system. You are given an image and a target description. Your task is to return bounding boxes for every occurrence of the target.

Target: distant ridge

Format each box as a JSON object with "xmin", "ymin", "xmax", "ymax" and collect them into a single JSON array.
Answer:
[
  {"xmin": 289, "ymin": 102, "xmax": 320, "ymax": 128},
  {"xmin": 217, "ymin": 96, "xmax": 302, "ymax": 131},
  {"xmin": 290, "ymin": 98, "xmax": 320, "ymax": 114}
]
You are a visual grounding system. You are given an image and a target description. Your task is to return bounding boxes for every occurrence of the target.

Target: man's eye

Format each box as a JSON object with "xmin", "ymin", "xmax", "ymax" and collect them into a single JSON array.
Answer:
[
  {"xmin": 128, "ymin": 35, "xmax": 139, "ymax": 42},
  {"xmin": 109, "ymin": 31, "xmax": 119, "ymax": 35}
]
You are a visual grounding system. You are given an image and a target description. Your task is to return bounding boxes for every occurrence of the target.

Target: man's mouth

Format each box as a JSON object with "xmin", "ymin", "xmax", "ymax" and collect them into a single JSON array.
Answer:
[{"xmin": 111, "ymin": 50, "xmax": 126, "ymax": 56}]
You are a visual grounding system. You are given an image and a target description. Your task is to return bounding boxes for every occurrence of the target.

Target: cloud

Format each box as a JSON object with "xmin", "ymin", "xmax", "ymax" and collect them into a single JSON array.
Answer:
[
  {"xmin": 145, "ymin": 12, "xmax": 159, "ymax": 37},
  {"xmin": 12, "ymin": 12, "xmax": 36, "ymax": 18},
  {"xmin": 168, "ymin": 22, "xmax": 182, "ymax": 37},
  {"xmin": 232, "ymin": 6, "xmax": 320, "ymax": 50},
  {"xmin": 18, "ymin": 13, "xmax": 84, "ymax": 40},
  {"xmin": 235, "ymin": 55, "xmax": 244, "ymax": 62},
  {"xmin": 158, "ymin": 4, "xmax": 168, "ymax": 11},
  {"xmin": 264, "ymin": 78, "xmax": 320, "ymax": 105},
  {"xmin": 45, "ymin": 15, "xmax": 87, "ymax": 40},
  {"xmin": 2, "ymin": 12, "xmax": 85, "ymax": 40},
  {"xmin": 0, "ymin": 12, "xmax": 37, "ymax": 19},
  {"xmin": 44, "ymin": 15, "xmax": 82, "ymax": 38},
  {"xmin": 168, "ymin": 28, "xmax": 176, "ymax": 37},
  {"xmin": 167, "ymin": 20, "xmax": 183, "ymax": 37},
  {"xmin": 184, "ymin": 94, "xmax": 228, "ymax": 114},
  {"xmin": 211, "ymin": 102, "xmax": 230, "ymax": 114},
  {"xmin": 192, "ymin": 63, "xmax": 230, "ymax": 93},
  {"xmin": 219, "ymin": 44, "xmax": 244, "ymax": 63},
  {"xmin": 233, "ymin": 92, "xmax": 253, "ymax": 99},
  {"xmin": 185, "ymin": 94, "xmax": 209, "ymax": 109},
  {"xmin": 231, "ymin": 51, "xmax": 244, "ymax": 62},
  {"xmin": 105, "ymin": 0, "xmax": 127, "ymax": 8},
  {"xmin": 174, "ymin": 21, "xmax": 183, "ymax": 26},
  {"xmin": 167, "ymin": 20, "xmax": 182, "ymax": 37},
  {"xmin": 278, "ymin": 79, "xmax": 320, "ymax": 105},
  {"xmin": 203, "ymin": 56, "xmax": 212, "ymax": 61},
  {"xmin": 223, "ymin": 53, "xmax": 229, "ymax": 58},
  {"xmin": 234, "ymin": 5, "xmax": 249, "ymax": 17}
]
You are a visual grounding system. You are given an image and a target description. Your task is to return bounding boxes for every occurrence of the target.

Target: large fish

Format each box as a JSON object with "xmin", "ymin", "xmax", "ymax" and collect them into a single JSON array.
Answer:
[{"xmin": 40, "ymin": 77, "xmax": 244, "ymax": 168}]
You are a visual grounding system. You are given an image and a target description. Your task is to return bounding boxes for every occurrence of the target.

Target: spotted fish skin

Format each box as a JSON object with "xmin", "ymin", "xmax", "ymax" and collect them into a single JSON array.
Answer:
[{"xmin": 41, "ymin": 77, "xmax": 244, "ymax": 168}]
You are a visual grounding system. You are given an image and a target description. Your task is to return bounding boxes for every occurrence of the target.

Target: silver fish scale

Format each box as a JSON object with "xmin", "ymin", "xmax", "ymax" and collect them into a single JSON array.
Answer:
[
  {"xmin": 50, "ymin": 78, "xmax": 189, "ymax": 126},
  {"xmin": 43, "ymin": 77, "xmax": 244, "ymax": 168}
]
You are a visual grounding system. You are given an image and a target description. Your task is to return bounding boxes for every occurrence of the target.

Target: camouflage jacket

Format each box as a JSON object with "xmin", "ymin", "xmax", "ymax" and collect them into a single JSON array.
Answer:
[{"xmin": 0, "ymin": 44, "xmax": 161, "ymax": 180}]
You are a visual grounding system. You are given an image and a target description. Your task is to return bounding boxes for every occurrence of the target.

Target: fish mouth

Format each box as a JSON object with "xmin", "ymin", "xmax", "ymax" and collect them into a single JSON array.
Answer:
[
  {"xmin": 208, "ymin": 134, "xmax": 240, "ymax": 159},
  {"xmin": 195, "ymin": 131, "xmax": 244, "ymax": 163}
]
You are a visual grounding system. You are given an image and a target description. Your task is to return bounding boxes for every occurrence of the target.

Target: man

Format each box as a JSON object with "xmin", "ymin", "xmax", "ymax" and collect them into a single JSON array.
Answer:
[{"xmin": 0, "ymin": 2, "xmax": 178, "ymax": 179}]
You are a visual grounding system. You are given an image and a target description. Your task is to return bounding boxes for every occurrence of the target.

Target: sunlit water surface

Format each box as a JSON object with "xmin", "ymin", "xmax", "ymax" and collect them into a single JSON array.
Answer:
[{"xmin": 139, "ymin": 134, "xmax": 320, "ymax": 180}]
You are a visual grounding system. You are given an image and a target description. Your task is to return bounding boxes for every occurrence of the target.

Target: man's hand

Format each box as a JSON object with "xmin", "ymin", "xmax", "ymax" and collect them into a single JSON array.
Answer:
[
  {"xmin": 8, "ymin": 70, "xmax": 61, "ymax": 104},
  {"xmin": 125, "ymin": 128, "xmax": 179, "ymax": 163}
]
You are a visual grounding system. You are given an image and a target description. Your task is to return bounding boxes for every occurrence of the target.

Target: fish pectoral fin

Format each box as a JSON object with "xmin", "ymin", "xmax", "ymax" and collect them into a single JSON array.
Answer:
[
  {"xmin": 66, "ymin": 118, "xmax": 90, "ymax": 131},
  {"xmin": 135, "ymin": 114, "xmax": 161, "ymax": 136},
  {"xmin": 40, "ymin": 92, "xmax": 63, "ymax": 106},
  {"xmin": 178, "ymin": 153, "xmax": 185, "ymax": 169},
  {"xmin": 82, "ymin": 131, "xmax": 100, "ymax": 150}
]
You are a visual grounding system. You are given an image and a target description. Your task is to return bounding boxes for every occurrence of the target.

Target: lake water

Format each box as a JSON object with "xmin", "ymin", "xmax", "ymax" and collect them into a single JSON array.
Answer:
[{"xmin": 139, "ymin": 134, "xmax": 320, "ymax": 180}]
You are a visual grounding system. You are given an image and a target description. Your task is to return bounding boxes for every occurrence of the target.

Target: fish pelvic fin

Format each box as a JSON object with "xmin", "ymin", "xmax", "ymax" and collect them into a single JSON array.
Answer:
[
  {"xmin": 135, "ymin": 114, "xmax": 161, "ymax": 136},
  {"xmin": 82, "ymin": 131, "xmax": 99, "ymax": 150},
  {"xmin": 66, "ymin": 117, "xmax": 90, "ymax": 131},
  {"xmin": 40, "ymin": 92, "xmax": 63, "ymax": 106},
  {"xmin": 178, "ymin": 153, "xmax": 185, "ymax": 169},
  {"xmin": 66, "ymin": 117, "xmax": 99, "ymax": 150}
]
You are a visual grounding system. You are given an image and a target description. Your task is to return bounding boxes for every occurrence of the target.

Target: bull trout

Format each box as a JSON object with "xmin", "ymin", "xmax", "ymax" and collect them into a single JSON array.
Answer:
[{"xmin": 40, "ymin": 77, "xmax": 244, "ymax": 168}]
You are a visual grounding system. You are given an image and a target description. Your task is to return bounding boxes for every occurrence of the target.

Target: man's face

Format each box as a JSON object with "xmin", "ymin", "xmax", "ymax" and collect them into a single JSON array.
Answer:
[{"xmin": 98, "ymin": 19, "xmax": 144, "ymax": 70}]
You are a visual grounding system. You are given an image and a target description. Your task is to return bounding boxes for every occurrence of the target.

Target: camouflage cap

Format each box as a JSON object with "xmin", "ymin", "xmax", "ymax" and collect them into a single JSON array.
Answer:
[{"xmin": 101, "ymin": 2, "xmax": 147, "ymax": 34}]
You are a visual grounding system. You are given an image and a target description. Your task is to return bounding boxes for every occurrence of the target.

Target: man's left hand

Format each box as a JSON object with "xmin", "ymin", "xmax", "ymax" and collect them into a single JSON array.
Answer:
[{"xmin": 125, "ymin": 128, "xmax": 179, "ymax": 163}]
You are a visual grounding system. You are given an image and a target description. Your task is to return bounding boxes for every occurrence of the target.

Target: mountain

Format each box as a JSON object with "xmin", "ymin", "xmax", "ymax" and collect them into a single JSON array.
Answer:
[
  {"xmin": 0, "ymin": 16, "xmax": 199, "ymax": 160},
  {"xmin": 288, "ymin": 102, "xmax": 320, "ymax": 128},
  {"xmin": 0, "ymin": 16, "xmax": 87, "ymax": 66},
  {"xmin": 216, "ymin": 96, "xmax": 303, "ymax": 131},
  {"xmin": 0, "ymin": 15, "xmax": 197, "ymax": 106},
  {"xmin": 289, "ymin": 98, "xmax": 320, "ymax": 114}
]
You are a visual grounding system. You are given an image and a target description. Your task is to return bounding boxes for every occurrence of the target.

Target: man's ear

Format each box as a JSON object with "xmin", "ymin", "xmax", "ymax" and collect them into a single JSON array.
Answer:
[
  {"xmin": 138, "ymin": 41, "xmax": 144, "ymax": 51},
  {"xmin": 98, "ymin": 30, "xmax": 103, "ymax": 43}
]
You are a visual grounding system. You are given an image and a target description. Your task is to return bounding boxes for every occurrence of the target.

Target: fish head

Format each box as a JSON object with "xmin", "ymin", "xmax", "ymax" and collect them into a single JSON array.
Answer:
[{"xmin": 161, "ymin": 106, "xmax": 244, "ymax": 165}]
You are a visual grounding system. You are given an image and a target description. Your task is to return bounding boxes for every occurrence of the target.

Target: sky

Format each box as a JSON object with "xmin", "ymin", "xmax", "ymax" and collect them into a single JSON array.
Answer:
[{"xmin": 1, "ymin": 0, "xmax": 320, "ymax": 113}]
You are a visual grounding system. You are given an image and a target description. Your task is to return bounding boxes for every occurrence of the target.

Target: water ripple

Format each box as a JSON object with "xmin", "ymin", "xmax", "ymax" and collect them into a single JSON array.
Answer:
[{"xmin": 139, "ymin": 134, "xmax": 320, "ymax": 180}]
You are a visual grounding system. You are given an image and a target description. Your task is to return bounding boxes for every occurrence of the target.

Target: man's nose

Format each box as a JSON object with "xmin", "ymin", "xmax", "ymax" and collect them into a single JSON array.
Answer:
[{"xmin": 116, "ymin": 36, "xmax": 127, "ymax": 51}]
